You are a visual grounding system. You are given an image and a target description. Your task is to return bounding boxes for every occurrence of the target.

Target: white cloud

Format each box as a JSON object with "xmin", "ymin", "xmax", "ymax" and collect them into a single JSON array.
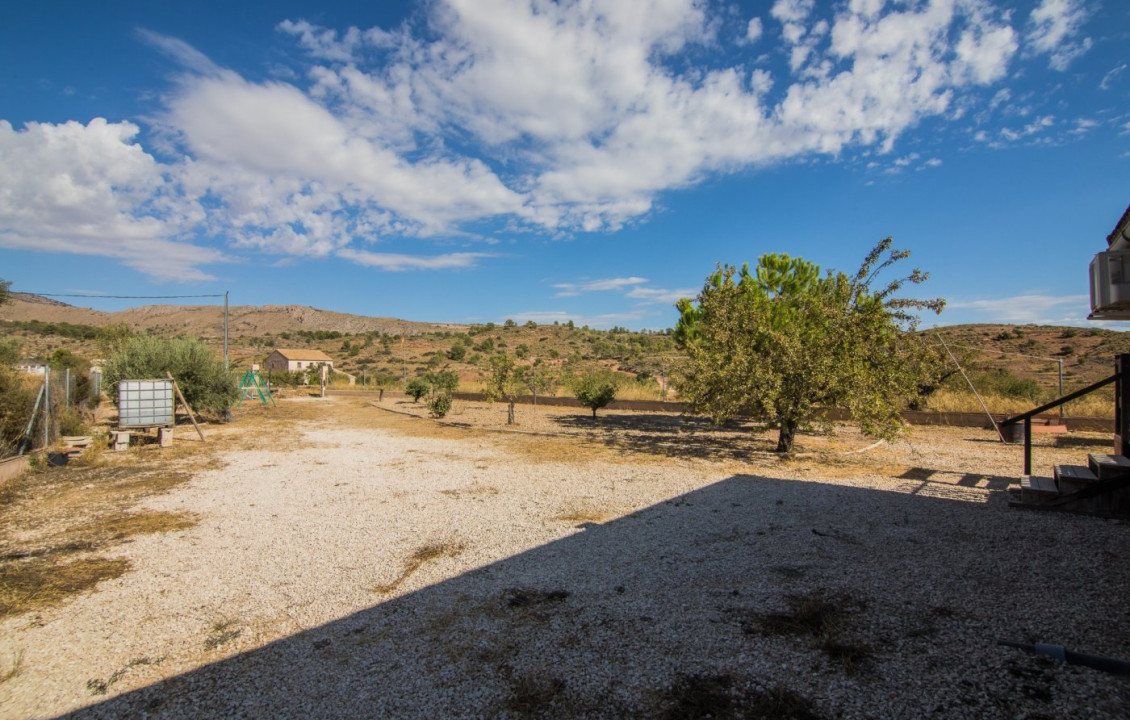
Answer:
[
  {"xmin": 947, "ymin": 293, "xmax": 1089, "ymax": 324},
  {"xmin": 507, "ymin": 309, "xmax": 647, "ymax": 329},
  {"xmin": 1026, "ymin": 0, "xmax": 1092, "ymax": 71},
  {"xmin": 0, "ymin": 118, "xmax": 223, "ymax": 281},
  {"xmin": 552, "ymin": 277, "xmax": 648, "ymax": 297},
  {"xmin": 336, "ymin": 248, "xmax": 491, "ymax": 271},
  {"xmin": 1101, "ymin": 64, "xmax": 1127, "ymax": 91},
  {"xmin": 743, "ymin": 17, "xmax": 763, "ymax": 45},
  {"xmin": 625, "ymin": 286, "xmax": 699, "ymax": 304},
  {"xmin": 1, "ymin": 1, "xmax": 1062, "ymax": 280}
]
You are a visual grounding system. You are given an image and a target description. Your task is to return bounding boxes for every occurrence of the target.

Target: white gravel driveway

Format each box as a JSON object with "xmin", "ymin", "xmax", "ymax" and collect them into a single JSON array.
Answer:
[{"xmin": 2, "ymin": 396, "xmax": 1128, "ymax": 718}]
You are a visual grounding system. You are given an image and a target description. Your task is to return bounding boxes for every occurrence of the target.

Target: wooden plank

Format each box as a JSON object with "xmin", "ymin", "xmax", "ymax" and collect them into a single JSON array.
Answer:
[
  {"xmin": 1054, "ymin": 464, "xmax": 1098, "ymax": 483},
  {"xmin": 1089, "ymin": 454, "xmax": 1130, "ymax": 480},
  {"xmin": 166, "ymin": 372, "xmax": 205, "ymax": 442},
  {"xmin": 1021, "ymin": 475, "xmax": 1058, "ymax": 494}
]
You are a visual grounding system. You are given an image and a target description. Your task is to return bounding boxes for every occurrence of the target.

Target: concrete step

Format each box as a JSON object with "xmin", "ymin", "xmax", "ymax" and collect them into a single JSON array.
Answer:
[
  {"xmin": 1089, "ymin": 453, "xmax": 1130, "ymax": 480},
  {"xmin": 1055, "ymin": 464, "xmax": 1099, "ymax": 495}
]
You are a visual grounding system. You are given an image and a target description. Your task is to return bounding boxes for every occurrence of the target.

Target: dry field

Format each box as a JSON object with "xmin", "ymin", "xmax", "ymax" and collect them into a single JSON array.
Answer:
[{"xmin": 1, "ymin": 394, "xmax": 1128, "ymax": 719}]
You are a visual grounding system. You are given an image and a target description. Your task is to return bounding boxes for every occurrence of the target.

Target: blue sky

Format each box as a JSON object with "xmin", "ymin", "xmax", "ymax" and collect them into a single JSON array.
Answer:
[{"xmin": 1, "ymin": 0, "xmax": 1127, "ymax": 330}]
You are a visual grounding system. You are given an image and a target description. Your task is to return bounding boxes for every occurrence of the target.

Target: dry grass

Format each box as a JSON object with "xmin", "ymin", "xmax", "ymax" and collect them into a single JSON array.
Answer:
[
  {"xmin": 0, "ymin": 648, "xmax": 23, "ymax": 685},
  {"xmin": 553, "ymin": 507, "xmax": 615, "ymax": 524},
  {"xmin": 0, "ymin": 556, "xmax": 131, "ymax": 619},
  {"xmin": 69, "ymin": 510, "xmax": 199, "ymax": 543},
  {"xmin": 924, "ymin": 389, "xmax": 1112, "ymax": 417},
  {"xmin": 439, "ymin": 483, "xmax": 500, "ymax": 499},
  {"xmin": 0, "ymin": 434, "xmax": 207, "ymax": 619},
  {"xmin": 373, "ymin": 541, "xmax": 465, "ymax": 595}
]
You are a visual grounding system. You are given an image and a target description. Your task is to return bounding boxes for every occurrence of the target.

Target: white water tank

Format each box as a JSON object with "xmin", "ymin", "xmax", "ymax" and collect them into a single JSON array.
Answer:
[{"xmin": 1088, "ymin": 250, "xmax": 1130, "ymax": 319}]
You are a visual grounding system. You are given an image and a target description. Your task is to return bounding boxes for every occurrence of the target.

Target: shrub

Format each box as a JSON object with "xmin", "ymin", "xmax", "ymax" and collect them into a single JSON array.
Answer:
[
  {"xmin": 103, "ymin": 335, "xmax": 238, "ymax": 416},
  {"xmin": 447, "ymin": 343, "xmax": 467, "ymax": 362},
  {"xmin": 427, "ymin": 394, "xmax": 452, "ymax": 418},
  {"xmin": 0, "ymin": 366, "xmax": 39, "ymax": 455},
  {"xmin": 424, "ymin": 368, "xmax": 459, "ymax": 396},
  {"xmin": 406, "ymin": 378, "xmax": 429, "ymax": 402},
  {"xmin": 967, "ymin": 369, "xmax": 1041, "ymax": 402}
]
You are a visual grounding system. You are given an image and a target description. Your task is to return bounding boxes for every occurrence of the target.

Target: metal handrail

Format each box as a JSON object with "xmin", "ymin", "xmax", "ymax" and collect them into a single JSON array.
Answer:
[
  {"xmin": 1000, "ymin": 373, "xmax": 1118, "ymax": 475},
  {"xmin": 1000, "ymin": 374, "xmax": 1118, "ymax": 426}
]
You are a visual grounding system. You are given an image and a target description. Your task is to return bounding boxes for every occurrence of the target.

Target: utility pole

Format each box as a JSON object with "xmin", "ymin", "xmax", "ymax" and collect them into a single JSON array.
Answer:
[{"xmin": 223, "ymin": 291, "xmax": 229, "ymax": 371}]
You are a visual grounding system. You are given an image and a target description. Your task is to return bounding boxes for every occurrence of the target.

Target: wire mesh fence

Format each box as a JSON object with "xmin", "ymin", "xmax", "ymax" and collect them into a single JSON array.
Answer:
[{"xmin": 0, "ymin": 367, "xmax": 98, "ymax": 460}]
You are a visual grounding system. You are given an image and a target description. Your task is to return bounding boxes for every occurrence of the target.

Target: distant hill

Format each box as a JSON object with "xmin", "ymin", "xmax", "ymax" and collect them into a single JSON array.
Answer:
[
  {"xmin": 0, "ymin": 293, "xmax": 464, "ymax": 338},
  {"xmin": 922, "ymin": 323, "xmax": 1130, "ymax": 390},
  {"xmin": 7, "ymin": 292, "xmax": 1130, "ymax": 398}
]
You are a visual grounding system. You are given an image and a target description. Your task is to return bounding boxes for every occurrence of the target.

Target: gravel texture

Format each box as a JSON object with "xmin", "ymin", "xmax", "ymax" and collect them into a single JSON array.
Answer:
[{"xmin": 1, "ymin": 394, "xmax": 1128, "ymax": 719}]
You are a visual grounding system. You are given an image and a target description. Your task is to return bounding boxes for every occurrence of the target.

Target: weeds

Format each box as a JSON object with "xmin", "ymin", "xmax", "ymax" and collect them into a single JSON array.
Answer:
[
  {"xmin": 506, "ymin": 671, "xmax": 566, "ymax": 715},
  {"xmin": 658, "ymin": 673, "xmax": 824, "ymax": 720},
  {"xmin": 505, "ymin": 588, "xmax": 571, "ymax": 608},
  {"xmin": 203, "ymin": 620, "xmax": 242, "ymax": 651},
  {"xmin": 86, "ymin": 656, "xmax": 163, "ymax": 696},
  {"xmin": 745, "ymin": 589, "xmax": 873, "ymax": 674},
  {"xmin": 373, "ymin": 541, "xmax": 464, "ymax": 595}
]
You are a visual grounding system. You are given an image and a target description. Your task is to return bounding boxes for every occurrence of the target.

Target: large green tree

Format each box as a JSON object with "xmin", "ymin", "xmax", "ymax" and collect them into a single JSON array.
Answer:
[
  {"xmin": 104, "ymin": 334, "xmax": 238, "ymax": 416},
  {"xmin": 674, "ymin": 238, "xmax": 944, "ymax": 452}
]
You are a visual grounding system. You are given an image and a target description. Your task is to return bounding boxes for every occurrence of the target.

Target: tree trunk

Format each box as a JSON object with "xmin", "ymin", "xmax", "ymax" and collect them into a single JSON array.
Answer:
[
  {"xmin": 507, "ymin": 401, "xmax": 515, "ymax": 425},
  {"xmin": 591, "ymin": 407, "xmax": 597, "ymax": 419},
  {"xmin": 776, "ymin": 417, "xmax": 797, "ymax": 453}
]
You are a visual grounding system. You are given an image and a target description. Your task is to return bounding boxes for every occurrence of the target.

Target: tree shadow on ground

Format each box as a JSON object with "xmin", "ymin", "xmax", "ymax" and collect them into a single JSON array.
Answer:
[
  {"xmin": 55, "ymin": 474, "xmax": 1130, "ymax": 719},
  {"xmin": 548, "ymin": 412, "xmax": 777, "ymax": 462}
]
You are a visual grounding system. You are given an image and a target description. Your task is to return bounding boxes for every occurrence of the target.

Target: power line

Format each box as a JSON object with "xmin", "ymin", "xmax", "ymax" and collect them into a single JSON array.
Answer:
[{"xmin": 20, "ymin": 292, "xmax": 225, "ymax": 299}]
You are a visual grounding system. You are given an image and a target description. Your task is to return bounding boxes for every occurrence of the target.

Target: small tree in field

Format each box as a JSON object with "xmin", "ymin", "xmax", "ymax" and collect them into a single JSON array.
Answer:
[
  {"xmin": 572, "ymin": 369, "xmax": 618, "ymax": 419},
  {"xmin": 519, "ymin": 363, "xmax": 558, "ymax": 405},
  {"xmin": 424, "ymin": 367, "xmax": 459, "ymax": 397},
  {"xmin": 104, "ymin": 335, "xmax": 238, "ymax": 416},
  {"xmin": 482, "ymin": 353, "xmax": 524, "ymax": 424},
  {"xmin": 674, "ymin": 238, "xmax": 943, "ymax": 452},
  {"xmin": 406, "ymin": 377, "xmax": 429, "ymax": 402}
]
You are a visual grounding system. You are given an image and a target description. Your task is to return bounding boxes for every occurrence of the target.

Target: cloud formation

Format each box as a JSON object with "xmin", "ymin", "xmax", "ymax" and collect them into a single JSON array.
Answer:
[
  {"xmin": 947, "ymin": 293, "xmax": 1089, "ymax": 324},
  {"xmin": 0, "ymin": 0, "xmax": 1106, "ymax": 281}
]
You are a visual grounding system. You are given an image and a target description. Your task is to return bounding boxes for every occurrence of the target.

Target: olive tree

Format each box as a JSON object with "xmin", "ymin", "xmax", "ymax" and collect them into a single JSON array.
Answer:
[
  {"xmin": 519, "ymin": 363, "xmax": 558, "ymax": 405},
  {"xmin": 674, "ymin": 238, "xmax": 944, "ymax": 452},
  {"xmin": 571, "ymin": 368, "xmax": 619, "ymax": 419},
  {"xmin": 482, "ymin": 352, "xmax": 524, "ymax": 424},
  {"xmin": 104, "ymin": 335, "xmax": 238, "ymax": 416}
]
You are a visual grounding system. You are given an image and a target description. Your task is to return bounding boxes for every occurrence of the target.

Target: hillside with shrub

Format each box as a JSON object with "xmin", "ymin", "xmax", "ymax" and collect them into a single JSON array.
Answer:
[{"xmin": 5, "ymin": 293, "xmax": 1130, "ymax": 417}]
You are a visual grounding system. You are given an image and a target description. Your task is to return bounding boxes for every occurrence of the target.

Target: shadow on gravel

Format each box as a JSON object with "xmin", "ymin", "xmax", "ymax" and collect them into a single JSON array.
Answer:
[
  {"xmin": 548, "ymin": 412, "xmax": 774, "ymax": 462},
  {"xmin": 59, "ymin": 475, "xmax": 1130, "ymax": 719}
]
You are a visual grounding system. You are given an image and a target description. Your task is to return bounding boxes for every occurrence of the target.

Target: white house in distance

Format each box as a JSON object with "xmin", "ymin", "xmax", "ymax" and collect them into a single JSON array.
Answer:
[{"xmin": 262, "ymin": 348, "xmax": 334, "ymax": 374}]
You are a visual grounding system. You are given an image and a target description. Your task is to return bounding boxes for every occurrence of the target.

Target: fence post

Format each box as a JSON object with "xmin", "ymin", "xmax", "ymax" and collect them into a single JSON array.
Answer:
[
  {"xmin": 43, "ymin": 368, "xmax": 51, "ymax": 448},
  {"xmin": 1117, "ymin": 354, "xmax": 1130, "ymax": 457}
]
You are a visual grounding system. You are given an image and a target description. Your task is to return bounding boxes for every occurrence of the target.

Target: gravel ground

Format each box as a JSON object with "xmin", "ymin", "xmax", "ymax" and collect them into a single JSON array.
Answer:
[{"xmin": 1, "ymin": 394, "xmax": 1128, "ymax": 719}]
